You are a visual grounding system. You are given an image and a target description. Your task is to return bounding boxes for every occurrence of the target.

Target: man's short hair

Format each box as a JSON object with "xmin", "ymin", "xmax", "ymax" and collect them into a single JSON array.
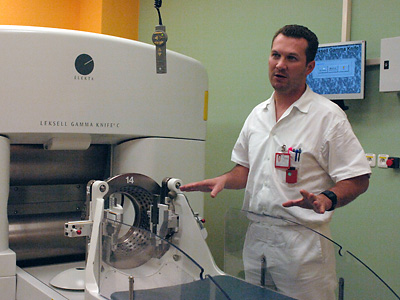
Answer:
[{"xmin": 272, "ymin": 25, "xmax": 319, "ymax": 64}]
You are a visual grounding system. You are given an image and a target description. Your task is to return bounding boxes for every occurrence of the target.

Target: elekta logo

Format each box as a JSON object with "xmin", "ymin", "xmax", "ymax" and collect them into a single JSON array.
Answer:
[{"xmin": 74, "ymin": 54, "xmax": 94, "ymax": 80}]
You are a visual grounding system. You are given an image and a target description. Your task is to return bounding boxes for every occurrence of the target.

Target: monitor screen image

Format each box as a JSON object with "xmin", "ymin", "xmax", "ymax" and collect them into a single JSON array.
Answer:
[{"xmin": 307, "ymin": 40, "xmax": 366, "ymax": 100}]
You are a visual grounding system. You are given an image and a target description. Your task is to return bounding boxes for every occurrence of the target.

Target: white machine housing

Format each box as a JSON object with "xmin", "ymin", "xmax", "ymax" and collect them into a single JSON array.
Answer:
[{"xmin": 0, "ymin": 25, "xmax": 211, "ymax": 299}]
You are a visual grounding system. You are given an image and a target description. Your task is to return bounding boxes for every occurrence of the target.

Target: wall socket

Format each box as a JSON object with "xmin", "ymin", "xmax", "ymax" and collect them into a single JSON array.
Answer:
[
  {"xmin": 378, "ymin": 154, "xmax": 389, "ymax": 168},
  {"xmin": 366, "ymin": 153, "xmax": 376, "ymax": 167}
]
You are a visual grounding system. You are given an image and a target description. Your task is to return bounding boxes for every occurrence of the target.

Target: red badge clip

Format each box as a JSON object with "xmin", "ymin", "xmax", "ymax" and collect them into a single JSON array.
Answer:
[{"xmin": 286, "ymin": 167, "xmax": 297, "ymax": 184}]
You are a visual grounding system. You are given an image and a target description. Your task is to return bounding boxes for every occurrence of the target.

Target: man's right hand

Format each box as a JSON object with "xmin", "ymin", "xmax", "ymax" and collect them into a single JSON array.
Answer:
[
  {"xmin": 180, "ymin": 177, "xmax": 226, "ymax": 198},
  {"xmin": 179, "ymin": 164, "xmax": 249, "ymax": 198}
]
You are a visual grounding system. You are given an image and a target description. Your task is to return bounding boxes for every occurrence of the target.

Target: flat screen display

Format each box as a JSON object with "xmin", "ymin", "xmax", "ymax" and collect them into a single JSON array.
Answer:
[{"xmin": 306, "ymin": 40, "xmax": 366, "ymax": 100}]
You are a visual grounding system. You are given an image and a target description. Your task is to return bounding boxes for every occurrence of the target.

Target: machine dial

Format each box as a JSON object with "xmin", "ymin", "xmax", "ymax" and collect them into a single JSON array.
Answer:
[{"xmin": 75, "ymin": 54, "xmax": 94, "ymax": 75}]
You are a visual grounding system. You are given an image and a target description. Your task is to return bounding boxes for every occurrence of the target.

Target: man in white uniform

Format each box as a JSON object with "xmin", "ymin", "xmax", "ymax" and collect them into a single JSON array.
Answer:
[{"xmin": 180, "ymin": 24, "xmax": 371, "ymax": 300}]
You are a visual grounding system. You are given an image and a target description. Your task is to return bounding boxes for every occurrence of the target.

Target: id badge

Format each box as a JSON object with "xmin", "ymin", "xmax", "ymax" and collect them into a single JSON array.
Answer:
[{"xmin": 275, "ymin": 153, "xmax": 290, "ymax": 169}]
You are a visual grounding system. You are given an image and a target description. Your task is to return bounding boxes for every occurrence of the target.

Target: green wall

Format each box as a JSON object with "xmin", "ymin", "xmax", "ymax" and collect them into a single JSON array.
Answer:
[{"xmin": 139, "ymin": 0, "xmax": 400, "ymax": 296}]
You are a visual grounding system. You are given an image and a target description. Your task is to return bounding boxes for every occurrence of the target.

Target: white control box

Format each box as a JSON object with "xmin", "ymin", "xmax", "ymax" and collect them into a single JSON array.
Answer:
[{"xmin": 380, "ymin": 36, "xmax": 400, "ymax": 92}]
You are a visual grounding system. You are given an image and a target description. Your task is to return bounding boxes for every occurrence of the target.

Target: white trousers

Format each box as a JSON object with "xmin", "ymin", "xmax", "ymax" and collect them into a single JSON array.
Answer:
[{"xmin": 243, "ymin": 220, "xmax": 337, "ymax": 300}]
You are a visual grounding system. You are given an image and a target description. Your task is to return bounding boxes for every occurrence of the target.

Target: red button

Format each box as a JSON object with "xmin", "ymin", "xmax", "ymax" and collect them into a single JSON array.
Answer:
[
  {"xmin": 387, "ymin": 159, "xmax": 394, "ymax": 167},
  {"xmin": 77, "ymin": 230, "xmax": 82, "ymax": 235}
]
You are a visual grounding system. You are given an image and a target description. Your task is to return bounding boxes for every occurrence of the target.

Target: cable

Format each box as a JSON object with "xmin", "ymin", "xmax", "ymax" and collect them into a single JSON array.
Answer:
[
  {"xmin": 154, "ymin": 0, "xmax": 162, "ymax": 8},
  {"xmin": 246, "ymin": 210, "xmax": 400, "ymax": 299},
  {"xmin": 154, "ymin": 0, "xmax": 163, "ymax": 25}
]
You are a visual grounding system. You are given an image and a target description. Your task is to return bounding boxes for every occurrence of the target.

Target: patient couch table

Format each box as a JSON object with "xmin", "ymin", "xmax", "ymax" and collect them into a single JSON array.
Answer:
[{"xmin": 111, "ymin": 275, "xmax": 296, "ymax": 300}]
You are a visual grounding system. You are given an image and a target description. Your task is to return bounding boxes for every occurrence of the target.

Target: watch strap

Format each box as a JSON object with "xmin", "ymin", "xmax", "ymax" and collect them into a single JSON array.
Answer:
[{"xmin": 321, "ymin": 190, "xmax": 337, "ymax": 211}]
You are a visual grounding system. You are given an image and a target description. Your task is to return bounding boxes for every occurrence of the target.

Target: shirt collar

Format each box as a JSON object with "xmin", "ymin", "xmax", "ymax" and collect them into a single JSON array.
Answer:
[
  {"xmin": 264, "ymin": 85, "xmax": 313, "ymax": 114},
  {"xmin": 292, "ymin": 85, "xmax": 313, "ymax": 114}
]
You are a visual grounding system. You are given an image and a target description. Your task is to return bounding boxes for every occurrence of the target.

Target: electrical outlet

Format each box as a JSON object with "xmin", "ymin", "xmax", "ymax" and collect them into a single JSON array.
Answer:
[
  {"xmin": 365, "ymin": 153, "xmax": 376, "ymax": 167},
  {"xmin": 378, "ymin": 154, "xmax": 389, "ymax": 168}
]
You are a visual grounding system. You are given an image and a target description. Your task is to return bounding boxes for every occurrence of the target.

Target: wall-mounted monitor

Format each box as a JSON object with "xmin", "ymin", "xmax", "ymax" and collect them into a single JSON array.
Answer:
[{"xmin": 306, "ymin": 40, "xmax": 366, "ymax": 100}]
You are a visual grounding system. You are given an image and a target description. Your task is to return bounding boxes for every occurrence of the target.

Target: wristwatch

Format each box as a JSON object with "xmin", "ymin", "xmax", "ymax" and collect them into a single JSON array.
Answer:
[{"xmin": 320, "ymin": 190, "xmax": 337, "ymax": 211}]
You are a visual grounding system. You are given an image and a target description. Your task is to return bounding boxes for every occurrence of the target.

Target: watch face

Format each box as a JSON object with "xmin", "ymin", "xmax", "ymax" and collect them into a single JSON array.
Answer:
[{"xmin": 75, "ymin": 54, "xmax": 94, "ymax": 75}]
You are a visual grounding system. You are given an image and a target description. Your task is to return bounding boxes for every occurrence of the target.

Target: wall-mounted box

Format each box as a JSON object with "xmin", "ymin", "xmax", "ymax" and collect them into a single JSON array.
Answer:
[{"xmin": 380, "ymin": 36, "xmax": 400, "ymax": 92}]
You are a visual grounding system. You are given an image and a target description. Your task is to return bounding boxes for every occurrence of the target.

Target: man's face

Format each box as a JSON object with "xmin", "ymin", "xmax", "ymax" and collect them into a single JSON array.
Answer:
[{"xmin": 268, "ymin": 34, "xmax": 315, "ymax": 96}]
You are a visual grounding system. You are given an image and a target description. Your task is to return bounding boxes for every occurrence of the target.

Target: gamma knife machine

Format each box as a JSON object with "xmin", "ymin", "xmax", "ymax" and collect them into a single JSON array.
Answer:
[{"xmin": 0, "ymin": 26, "xmax": 223, "ymax": 299}]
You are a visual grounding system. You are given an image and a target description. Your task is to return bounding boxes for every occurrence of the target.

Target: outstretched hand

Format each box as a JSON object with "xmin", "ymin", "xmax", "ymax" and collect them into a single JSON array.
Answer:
[
  {"xmin": 180, "ymin": 177, "xmax": 226, "ymax": 198},
  {"xmin": 180, "ymin": 164, "xmax": 249, "ymax": 199},
  {"xmin": 282, "ymin": 189, "xmax": 332, "ymax": 214}
]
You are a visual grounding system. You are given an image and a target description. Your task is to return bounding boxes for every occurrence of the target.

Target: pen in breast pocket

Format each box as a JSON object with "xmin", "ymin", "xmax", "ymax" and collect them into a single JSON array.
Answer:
[
  {"xmin": 295, "ymin": 148, "xmax": 302, "ymax": 162},
  {"xmin": 289, "ymin": 147, "xmax": 302, "ymax": 162}
]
